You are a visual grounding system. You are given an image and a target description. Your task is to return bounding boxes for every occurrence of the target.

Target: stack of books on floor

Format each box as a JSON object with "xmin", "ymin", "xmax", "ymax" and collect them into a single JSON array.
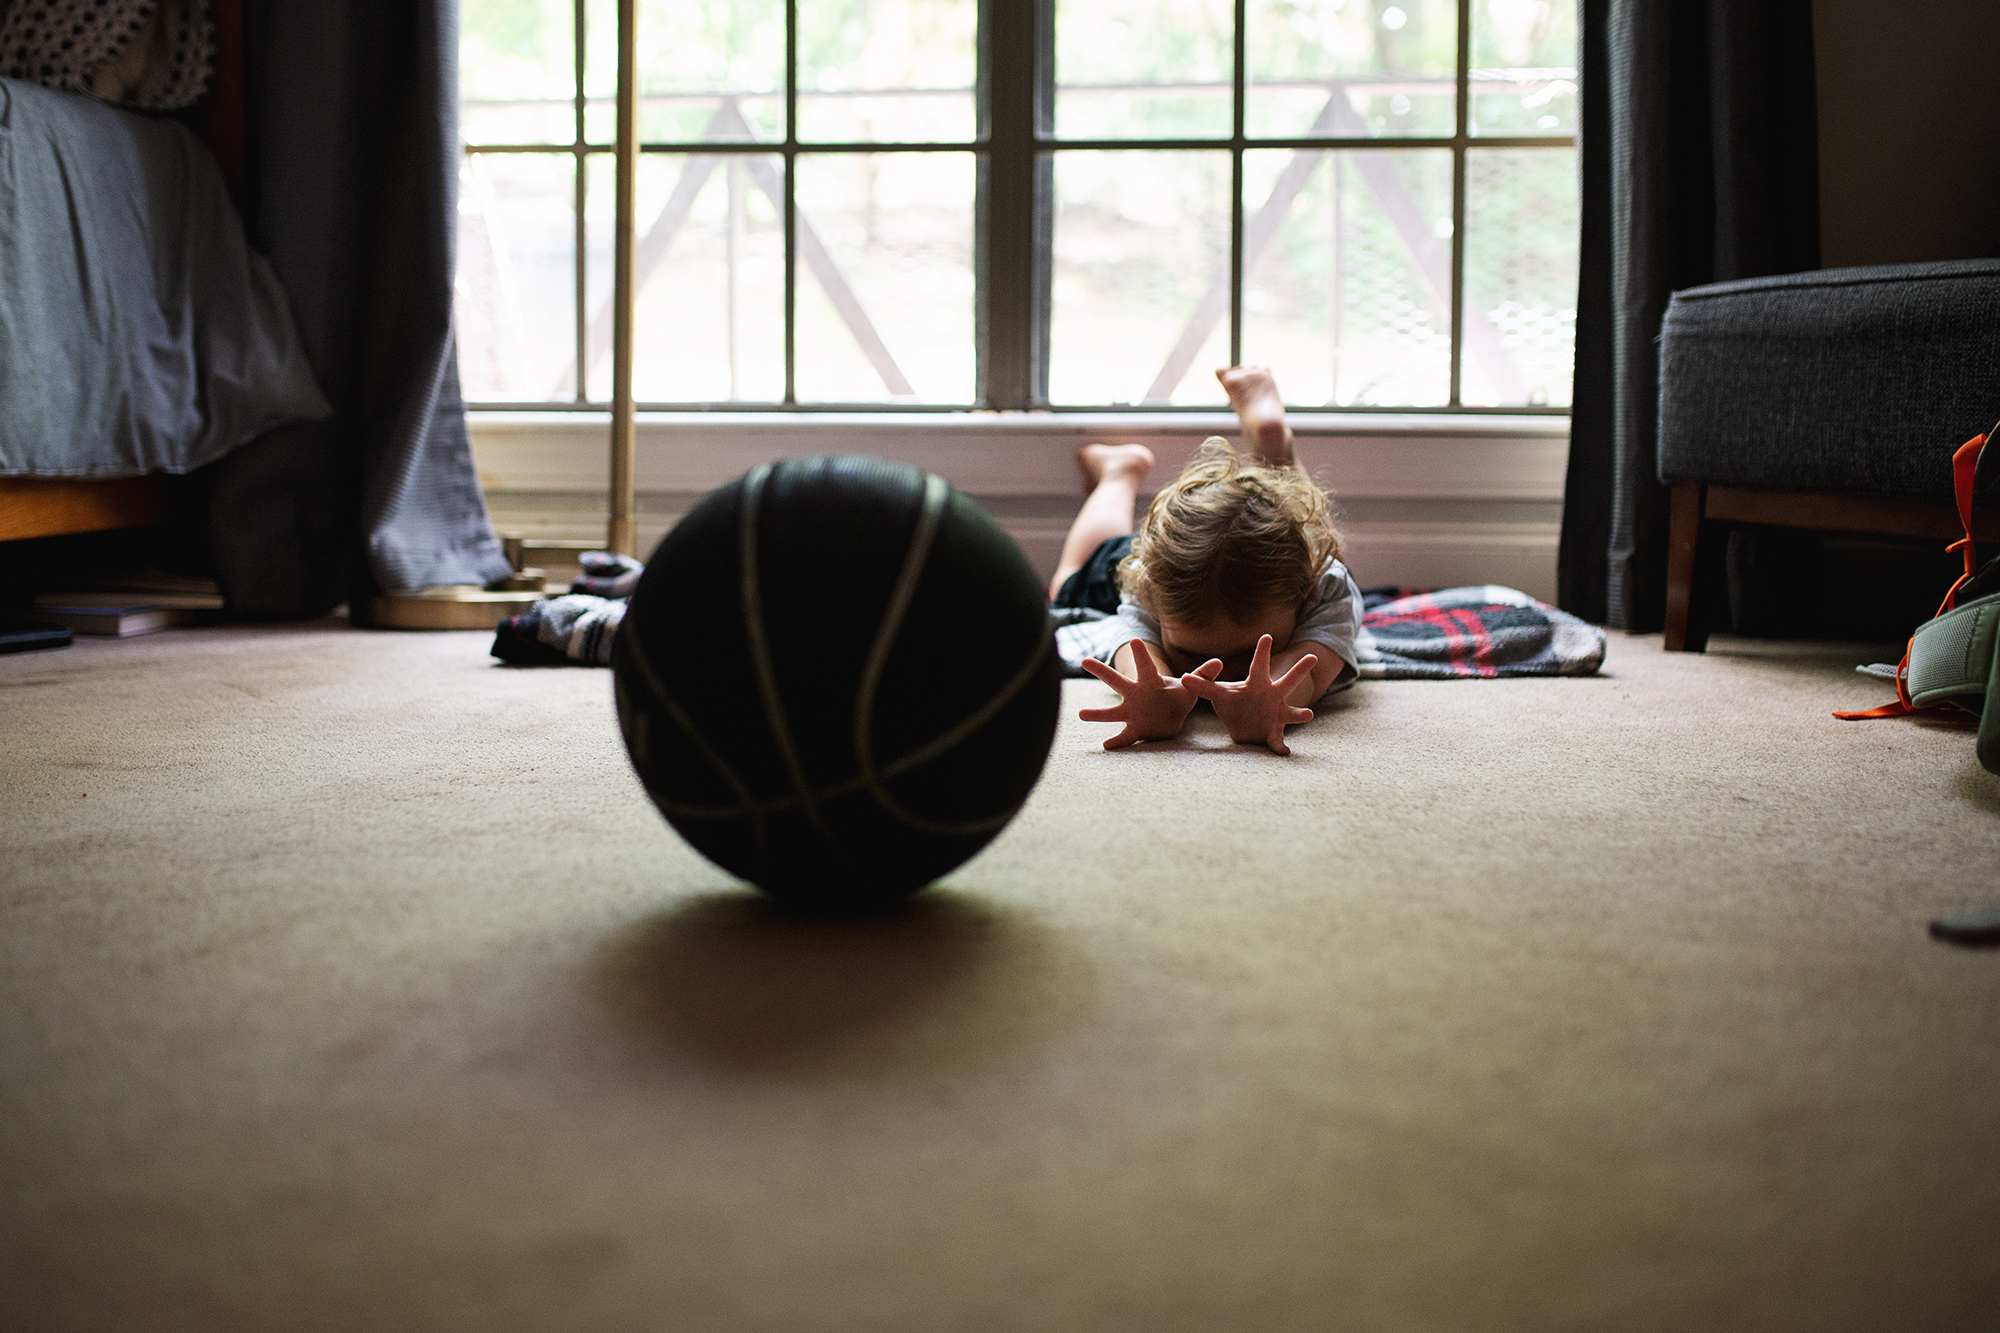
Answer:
[
  {"xmin": 0, "ymin": 574, "xmax": 226, "ymax": 653},
  {"xmin": 32, "ymin": 602, "xmax": 181, "ymax": 637},
  {"xmin": 32, "ymin": 577, "xmax": 226, "ymax": 638}
]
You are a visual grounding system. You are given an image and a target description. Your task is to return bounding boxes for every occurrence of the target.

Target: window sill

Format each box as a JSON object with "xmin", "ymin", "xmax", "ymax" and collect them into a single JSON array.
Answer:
[{"xmin": 468, "ymin": 409, "xmax": 1571, "ymax": 501}]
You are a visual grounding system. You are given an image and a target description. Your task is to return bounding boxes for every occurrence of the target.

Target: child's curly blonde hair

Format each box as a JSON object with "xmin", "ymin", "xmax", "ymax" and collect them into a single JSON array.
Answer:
[{"xmin": 1117, "ymin": 437, "xmax": 1341, "ymax": 626}]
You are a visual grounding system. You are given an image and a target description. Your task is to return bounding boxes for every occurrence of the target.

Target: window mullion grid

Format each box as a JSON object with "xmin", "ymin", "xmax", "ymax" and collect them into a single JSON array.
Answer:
[
  {"xmin": 784, "ymin": 0, "xmax": 800, "ymax": 407},
  {"xmin": 977, "ymin": 0, "xmax": 1044, "ymax": 411},
  {"xmin": 573, "ymin": 0, "xmax": 588, "ymax": 404},
  {"xmin": 457, "ymin": 0, "xmax": 1574, "ymax": 414},
  {"xmin": 1449, "ymin": 0, "xmax": 1472, "ymax": 407},
  {"xmin": 1229, "ymin": 0, "xmax": 1247, "ymax": 370}
]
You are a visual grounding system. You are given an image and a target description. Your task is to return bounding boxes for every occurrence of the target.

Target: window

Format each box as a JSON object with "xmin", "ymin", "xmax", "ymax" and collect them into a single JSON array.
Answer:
[{"xmin": 456, "ymin": 0, "xmax": 1576, "ymax": 413}]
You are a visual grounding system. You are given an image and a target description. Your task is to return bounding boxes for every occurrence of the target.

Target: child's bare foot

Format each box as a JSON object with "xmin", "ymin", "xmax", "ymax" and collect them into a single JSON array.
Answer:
[
  {"xmin": 1217, "ymin": 366, "xmax": 1294, "ymax": 468},
  {"xmin": 1076, "ymin": 442, "xmax": 1156, "ymax": 494},
  {"xmin": 1049, "ymin": 443, "xmax": 1158, "ymax": 599}
]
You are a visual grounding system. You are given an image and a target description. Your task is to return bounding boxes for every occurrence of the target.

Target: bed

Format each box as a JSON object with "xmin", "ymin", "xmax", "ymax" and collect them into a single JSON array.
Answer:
[{"xmin": 0, "ymin": 0, "xmax": 326, "ymax": 543}]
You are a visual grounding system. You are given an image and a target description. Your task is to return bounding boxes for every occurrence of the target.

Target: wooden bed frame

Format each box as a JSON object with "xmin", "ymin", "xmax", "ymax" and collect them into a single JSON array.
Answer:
[{"xmin": 0, "ymin": 0, "xmax": 244, "ymax": 545}]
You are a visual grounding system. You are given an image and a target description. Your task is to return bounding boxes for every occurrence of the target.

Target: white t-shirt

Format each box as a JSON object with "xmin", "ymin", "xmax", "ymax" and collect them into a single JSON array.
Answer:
[{"xmin": 1052, "ymin": 558, "xmax": 1362, "ymax": 699}]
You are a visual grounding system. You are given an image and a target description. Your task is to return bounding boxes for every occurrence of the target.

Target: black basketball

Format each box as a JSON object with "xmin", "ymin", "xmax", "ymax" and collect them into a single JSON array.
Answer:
[{"xmin": 612, "ymin": 455, "xmax": 1062, "ymax": 907}]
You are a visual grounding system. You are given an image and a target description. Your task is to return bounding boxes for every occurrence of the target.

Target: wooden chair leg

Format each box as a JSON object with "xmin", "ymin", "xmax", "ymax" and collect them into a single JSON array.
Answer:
[{"xmin": 1664, "ymin": 484, "xmax": 1710, "ymax": 651}]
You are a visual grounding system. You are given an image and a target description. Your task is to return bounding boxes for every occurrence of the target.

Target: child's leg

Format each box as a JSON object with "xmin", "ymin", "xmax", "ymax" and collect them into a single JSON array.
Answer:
[
  {"xmin": 1048, "ymin": 443, "xmax": 1155, "ymax": 600},
  {"xmin": 1217, "ymin": 366, "xmax": 1295, "ymax": 470}
]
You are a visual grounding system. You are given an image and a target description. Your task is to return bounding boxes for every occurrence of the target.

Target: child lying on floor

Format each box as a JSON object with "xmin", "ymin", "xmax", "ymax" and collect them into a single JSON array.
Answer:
[
  {"xmin": 1049, "ymin": 366, "xmax": 1360, "ymax": 755},
  {"xmin": 494, "ymin": 366, "xmax": 1360, "ymax": 755}
]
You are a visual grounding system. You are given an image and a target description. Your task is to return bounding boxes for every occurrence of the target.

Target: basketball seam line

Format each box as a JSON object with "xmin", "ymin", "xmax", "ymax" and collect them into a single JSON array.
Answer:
[
  {"xmin": 618, "ymin": 618, "xmax": 768, "ymax": 856},
  {"xmin": 738, "ymin": 462, "xmax": 848, "ymax": 872},
  {"xmin": 852, "ymin": 474, "xmax": 1015, "ymax": 838}
]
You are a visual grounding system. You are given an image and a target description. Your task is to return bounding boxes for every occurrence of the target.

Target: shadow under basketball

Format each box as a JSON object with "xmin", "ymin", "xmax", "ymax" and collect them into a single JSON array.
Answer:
[{"xmin": 592, "ymin": 888, "xmax": 1095, "ymax": 1078}]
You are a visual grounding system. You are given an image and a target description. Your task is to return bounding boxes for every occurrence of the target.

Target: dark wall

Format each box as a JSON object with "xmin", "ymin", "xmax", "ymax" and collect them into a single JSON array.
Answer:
[{"xmin": 1814, "ymin": 0, "xmax": 2000, "ymax": 267}]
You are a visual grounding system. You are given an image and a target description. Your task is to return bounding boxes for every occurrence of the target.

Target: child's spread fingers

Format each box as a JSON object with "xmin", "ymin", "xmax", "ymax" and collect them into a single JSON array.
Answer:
[
  {"xmin": 1128, "ymin": 643, "xmax": 1161, "ymax": 683},
  {"xmin": 1180, "ymin": 674, "xmax": 1222, "ymax": 701},
  {"xmin": 1103, "ymin": 725, "xmax": 1142, "ymax": 750},
  {"xmin": 1274, "ymin": 652, "xmax": 1318, "ymax": 692},
  {"xmin": 1190, "ymin": 658, "xmax": 1225, "ymax": 680},
  {"xmin": 1289, "ymin": 706, "xmax": 1315, "ymax": 724},
  {"xmin": 1077, "ymin": 706, "xmax": 1122, "ymax": 722},
  {"xmin": 1250, "ymin": 634, "xmax": 1274, "ymax": 681},
  {"xmin": 1079, "ymin": 657, "xmax": 1127, "ymax": 688}
]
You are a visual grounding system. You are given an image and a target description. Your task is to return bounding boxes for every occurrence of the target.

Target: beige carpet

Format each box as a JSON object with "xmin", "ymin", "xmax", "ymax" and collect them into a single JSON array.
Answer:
[{"xmin": 2, "ymin": 621, "xmax": 1997, "ymax": 1332}]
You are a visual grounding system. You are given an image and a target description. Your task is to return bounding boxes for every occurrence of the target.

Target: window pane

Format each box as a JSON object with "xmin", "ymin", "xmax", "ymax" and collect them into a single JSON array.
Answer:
[
  {"xmin": 1048, "ymin": 150, "xmax": 1231, "ymax": 406},
  {"xmin": 461, "ymin": 0, "xmax": 575, "ymax": 144},
  {"xmin": 456, "ymin": 153, "xmax": 577, "ymax": 402},
  {"xmin": 1054, "ymin": 0, "xmax": 1234, "ymax": 141},
  {"xmin": 1240, "ymin": 148, "xmax": 1450, "ymax": 407},
  {"xmin": 1246, "ymin": 0, "xmax": 1455, "ymax": 140},
  {"xmin": 794, "ymin": 153, "xmax": 976, "ymax": 403},
  {"xmin": 584, "ymin": 0, "xmax": 614, "ymax": 143},
  {"xmin": 586, "ymin": 153, "xmax": 787, "ymax": 404},
  {"xmin": 593, "ymin": 0, "xmax": 786, "ymax": 146},
  {"xmin": 1460, "ymin": 147, "xmax": 1576, "ymax": 406},
  {"xmin": 1470, "ymin": 0, "xmax": 1577, "ymax": 136},
  {"xmin": 798, "ymin": 0, "xmax": 977, "ymax": 143}
]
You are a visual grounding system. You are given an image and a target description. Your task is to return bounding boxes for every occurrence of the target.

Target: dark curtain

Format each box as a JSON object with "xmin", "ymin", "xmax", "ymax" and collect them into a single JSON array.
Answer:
[
  {"xmin": 1558, "ymin": 0, "xmax": 1821, "ymax": 629},
  {"xmin": 203, "ymin": 0, "xmax": 510, "ymax": 617}
]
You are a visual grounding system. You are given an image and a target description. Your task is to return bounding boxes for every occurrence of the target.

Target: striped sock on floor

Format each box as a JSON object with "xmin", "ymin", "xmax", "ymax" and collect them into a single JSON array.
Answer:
[{"xmin": 491, "ymin": 594, "xmax": 625, "ymax": 667}]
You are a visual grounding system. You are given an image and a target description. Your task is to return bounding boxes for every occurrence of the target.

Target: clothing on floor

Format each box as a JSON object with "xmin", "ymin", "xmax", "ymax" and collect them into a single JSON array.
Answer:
[
  {"xmin": 492, "ymin": 594, "xmax": 625, "ymax": 667},
  {"xmin": 1355, "ymin": 586, "xmax": 1606, "ymax": 679},
  {"xmin": 491, "ymin": 554, "xmax": 643, "ymax": 666},
  {"xmin": 571, "ymin": 551, "xmax": 643, "ymax": 600}
]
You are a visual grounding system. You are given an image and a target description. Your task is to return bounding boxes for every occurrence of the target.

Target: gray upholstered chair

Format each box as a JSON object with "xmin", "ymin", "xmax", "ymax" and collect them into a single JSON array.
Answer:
[{"xmin": 1656, "ymin": 259, "xmax": 2000, "ymax": 650}]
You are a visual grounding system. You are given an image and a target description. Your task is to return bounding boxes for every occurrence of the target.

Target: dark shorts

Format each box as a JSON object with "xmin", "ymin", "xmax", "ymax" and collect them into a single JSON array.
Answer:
[{"xmin": 1051, "ymin": 535, "xmax": 1133, "ymax": 614}]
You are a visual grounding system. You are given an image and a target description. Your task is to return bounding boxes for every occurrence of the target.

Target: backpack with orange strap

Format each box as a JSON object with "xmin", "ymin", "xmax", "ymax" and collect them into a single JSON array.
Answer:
[{"xmin": 1836, "ymin": 421, "xmax": 2000, "ymax": 775}]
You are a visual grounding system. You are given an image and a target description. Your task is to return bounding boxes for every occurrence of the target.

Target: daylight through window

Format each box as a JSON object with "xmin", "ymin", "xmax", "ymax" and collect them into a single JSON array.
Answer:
[{"xmin": 455, "ymin": 0, "xmax": 1577, "ymax": 411}]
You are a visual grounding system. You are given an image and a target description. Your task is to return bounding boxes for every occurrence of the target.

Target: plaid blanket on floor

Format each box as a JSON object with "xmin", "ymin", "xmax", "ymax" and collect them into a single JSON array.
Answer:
[{"xmin": 1356, "ymin": 586, "xmax": 1604, "ymax": 679}]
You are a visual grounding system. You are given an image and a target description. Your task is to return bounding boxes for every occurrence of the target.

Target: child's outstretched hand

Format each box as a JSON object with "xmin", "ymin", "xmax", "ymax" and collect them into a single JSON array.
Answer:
[
  {"xmin": 1079, "ymin": 649, "xmax": 1223, "ymax": 750},
  {"xmin": 1181, "ymin": 634, "xmax": 1317, "ymax": 755}
]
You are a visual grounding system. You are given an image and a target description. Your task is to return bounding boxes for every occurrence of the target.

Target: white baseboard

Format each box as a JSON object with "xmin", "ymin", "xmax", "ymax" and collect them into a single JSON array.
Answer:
[
  {"xmin": 1337, "ymin": 522, "xmax": 1561, "ymax": 602},
  {"xmin": 472, "ymin": 411, "xmax": 1569, "ymax": 600}
]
